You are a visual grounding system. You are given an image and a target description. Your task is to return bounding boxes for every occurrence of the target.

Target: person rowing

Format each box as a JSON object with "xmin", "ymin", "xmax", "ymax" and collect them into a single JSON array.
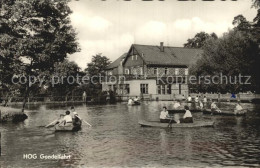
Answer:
[
  {"xmin": 234, "ymin": 102, "xmax": 244, "ymax": 115},
  {"xmin": 128, "ymin": 98, "xmax": 134, "ymax": 105},
  {"xmin": 173, "ymin": 100, "xmax": 181, "ymax": 109},
  {"xmin": 178, "ymin": 105, "xmax": 193, "ymax": 123},
  {"xmin": 59, "ymin": 110, "xmax": 73, "ymax": 126},
  {"xmin": 195, "ymin": 96, "xmax": 199, "ymax": 103},
  {"xmin": 160, "ymin": 106, "xmax": 176, "ymax": 123},
  {"xmin": 187, "ymin": 95, "xmax": 192, "ymax": 102},
  {"xmin": 210, "ymin": 101, "xmax": 221, "ymax": 113}
]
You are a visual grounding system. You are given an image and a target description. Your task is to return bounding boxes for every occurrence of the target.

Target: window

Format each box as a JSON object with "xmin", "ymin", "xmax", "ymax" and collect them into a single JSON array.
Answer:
[
  {"xmin": 136, "ymin": 55, "xmax": 138, "ymax": 60},
  {"xmin": 132, "ymin": 55, "xmax": 134, "ymax": 60},
  {"xmin": 185, "ymin": 68, "xmax": 188, "ymax": 75},
  {"xmin": 125, "ymin": 84, "xmax": 130, "ymax": 94},
  {"xmin": 125, "ymin": 69, "xmax": 129, "ymax": 74},
  {"xmin": 162, "ymin": 85, "xmax": 165, "ymax": 94},
  {"xmin": 157, "ymin": 85, "xmax": 161, "ymax": 94},
  {"xmin": 175, "ymin": 68, "xmax": 179, "ymax": 75},
  {"xmin": 108, "ymin": 71, "xmax": 112, "ymax": 75},
  {"xmin": 165, "ymin": 68, "xmax": 168, "ymax": 75},
  {"xmin": 140, "ymin": 84, "xmax": 148, "ymax": 94},
  {"xmin": 167, "ymin": 85, "xmax": 171, "ymax": 94},
  {"xmin": 179, "ymin": 84, "xmax": 181, "ymax": 94},
  {"xmin": 154, "ymin": 68, "xmax": 158, "ymax": 75},
  {"xmin": 157, "ymin": 85, "xmax": 171, "ymax": 95}
]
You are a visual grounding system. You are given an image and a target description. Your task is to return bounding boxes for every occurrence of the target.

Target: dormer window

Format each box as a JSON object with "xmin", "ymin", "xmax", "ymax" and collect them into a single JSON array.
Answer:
[
  {"xmin": 185, "ymin": 68, "xmax": 188, "ymax": 75},
  {"xmin": 154, "ymin": 68, "xmax": 158, "ymax": 75},
  {"xmin": 175, "ymin": 68, "xmax": 179, "ymax": 75},
  {"xmin": 125, "ymin": 68, "xmax": 129, "ymax": 74},
  {"xmin": 165, "ymin": 68, "xmax": 168, "ymax": 75},
  {"xmin": 136, "ymin": 55, "xmax": 138, "ymax": 60}
]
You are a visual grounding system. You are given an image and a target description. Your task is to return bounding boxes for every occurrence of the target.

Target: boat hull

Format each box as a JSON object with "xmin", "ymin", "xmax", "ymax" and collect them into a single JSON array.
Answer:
[
  {"xmin": 138, "ymin": 120, "xmax": 214, "ymax": 128},
  {"xmin": 55, "ymin": 124, "xmax": 81, "ymax": 132},
  {"xmin": 203, "ymin": 109, "xmax": 246, "ymax": 116},
  {"xmin": 128, "ymin": 101, "xmax": 141, "ymax": 106},
  {"xmin": 168, "ymin": 109, "xmax": 202, "ymax": 113}
]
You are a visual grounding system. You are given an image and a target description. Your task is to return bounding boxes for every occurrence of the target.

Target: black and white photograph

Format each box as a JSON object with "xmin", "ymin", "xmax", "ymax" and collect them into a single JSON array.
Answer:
[{"xmin": 0, "ymin": 0, "xmax": 260, "ymax": 167}]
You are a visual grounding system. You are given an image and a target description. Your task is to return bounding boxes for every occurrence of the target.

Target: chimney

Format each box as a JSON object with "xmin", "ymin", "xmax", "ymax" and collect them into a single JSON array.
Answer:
[{"xmin": 160, "ymin": 42, "xmax": 164, "ymax": 52}]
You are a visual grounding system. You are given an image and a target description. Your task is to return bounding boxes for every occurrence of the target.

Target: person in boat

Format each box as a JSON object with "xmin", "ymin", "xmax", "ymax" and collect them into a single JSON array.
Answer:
[
  {"xmin": 187, "ymin": 95, "xmax": 192, "ymax": 102},
  {"xmin": 160, "ymin": 106, "xmax": 176, "ymax": 123},
  {"xmin": 45, "ymin": 114, "xmax": 65, "ymax": 128},
  {"xmin": 195, "ymin": 96, "xmax": 199, "ymax": 103},
  {"xmin": 203, "ymin": 96, "xmax": 207, "ymax": 103},
  {"xmin": 211, "ymin": 102, "xmax": 221, "ymax": 113},
  {"xmin": 134, "ymin": 96, "xmax": 139, "ymax": 102},
  {"xmin": 128, "ymin": 98, "xmax": 134, "ymax": 105},
  {"xmin": 173, "ymin": 100, "xmax": 181, "ymax": 109},
  {"xmin": 234, "ymin": 102, "xmax": 244, "ymax": 114},
  {"xmin": 179, "ymin": 105, "xmax": 193, "ymax": 123},
  {"xmin": 72, "ymin": 112, "xmax": 82, "ymax": 126},
  {"xmin": 198, "ymin": 101, "xmax": 204, "ymax": 110},
  {"xmin": 60, "ymin": 110, "xmax": 73, "ymax": 126}
]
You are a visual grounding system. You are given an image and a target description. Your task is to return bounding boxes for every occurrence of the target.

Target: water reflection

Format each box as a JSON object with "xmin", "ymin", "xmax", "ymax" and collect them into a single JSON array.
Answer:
[{"xmin": 0, "ymin": 101, "xmax": 260, "ymax": 167}]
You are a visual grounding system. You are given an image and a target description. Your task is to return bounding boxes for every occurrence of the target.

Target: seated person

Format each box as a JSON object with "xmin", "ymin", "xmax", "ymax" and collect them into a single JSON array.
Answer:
[
  {"xmin": 198, "ymin": 101, "xmax": 204, "ymax": 110},
  {"xmin": 173, "ymin": 101, "xmax": 181, "ymax": 109},
  {"xmin": 234, "ymin": 102, "xmax": 244, "ymax": 114},
  {"xmin": 160, "ymin": 106, "xmax": 176, "ymax": 123},
  {"xmin": 134, "ymin": 96, "xmax": 139, "ymax": 102},
  {"xmin": 179, "ymin": 106, "xmax": 193, "ymax": 123},
  {"xmin": 128, "ymin": 98, "xmax": 133, "ymax": 105},
  {"xmin": 203, "ymin": 96, "xmax": 207, "ymax": 103},
  {"xmin": 61, "ymin": 111, "xmax": 73, "ymax": 126},
  {"xmin": 195, "ymin": 96, "xmax": 199, "ymax": 103},
  {"xmin": 72, "ymin": 112, "xmax": 82, "ymax": 126},
  {"xmin": 187, "ymin": 95, "xmax": 192, "ymax": 102},
  {"xmin": 211, "ymin": 102, "xmax": 221, "ymax": 113}
]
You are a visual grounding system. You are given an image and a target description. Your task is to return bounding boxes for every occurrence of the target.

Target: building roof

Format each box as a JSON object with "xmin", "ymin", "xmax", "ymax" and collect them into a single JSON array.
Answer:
[
  {"xmin": 131, "ymin": 44, "xmax": 203, "ymax": 67},
  {"xmin": 106, "ymin": 53, "xmax": 127, "ymax": 70}
]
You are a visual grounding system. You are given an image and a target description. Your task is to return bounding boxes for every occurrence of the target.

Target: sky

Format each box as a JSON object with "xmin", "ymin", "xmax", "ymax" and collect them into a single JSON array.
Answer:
[{"xmin": 68, "ymin": 0, "xmax": 257, "ymax": 69}]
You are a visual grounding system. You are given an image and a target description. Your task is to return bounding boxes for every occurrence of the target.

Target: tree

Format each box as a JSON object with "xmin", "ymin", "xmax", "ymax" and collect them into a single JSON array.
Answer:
[
  {"xmin": 47, "ymin": 59, "xmax": 83, "ymax": 101},
  {"xmin": 232, "ymin": 15, "xmax": 251, "ymax": 32},
  {"xmin": 184, "ymin": 32, "xmax": 218, "ymax": 48},
  {"xmin": 84, "ymin": 54, "xmax": 111, "ymax": 98},
  {"xmin": 190, "ymin": 30, "xmax": 259, "ymax": 93},
  {"xmin": 0, "ymin": 0, "xmax": 80, "ymax": 111}
]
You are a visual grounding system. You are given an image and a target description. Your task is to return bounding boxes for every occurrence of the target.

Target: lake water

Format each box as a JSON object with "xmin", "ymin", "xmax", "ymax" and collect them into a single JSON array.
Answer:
[{"xmin": 1, "ymin": 101, "xmax": 260, "ymax": 167}]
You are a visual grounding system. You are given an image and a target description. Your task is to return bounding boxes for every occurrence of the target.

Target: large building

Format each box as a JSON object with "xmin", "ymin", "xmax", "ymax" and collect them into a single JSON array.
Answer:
[{"xmin": 102, "ymin": 42, "xmax": 203, "ymax": 100}]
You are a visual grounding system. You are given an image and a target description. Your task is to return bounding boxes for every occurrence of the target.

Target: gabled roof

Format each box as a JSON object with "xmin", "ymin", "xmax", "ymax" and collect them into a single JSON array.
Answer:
[
  {"xmin": 129, "ymin": 44, "xmax": 203, "ymax": 67},
  {"xmin": 106, "ymin": 53, "xmax": 127, "ymax": 70}
]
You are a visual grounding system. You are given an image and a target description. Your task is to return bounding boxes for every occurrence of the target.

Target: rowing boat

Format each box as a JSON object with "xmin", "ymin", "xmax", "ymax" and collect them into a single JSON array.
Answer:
[
  {"xmin": 168, "ymin": 109, "xmax": 202, "ymax": 113},
  {"xmin": 138, "ymin": 120, "xmax": 214, "ymax": 128},
  {"xmin": 128, "ymin": 101, "xmax": 141, "ymax": 106},
  {"xmin": 203, "ymin": 109, "xmax": 246, "ymax": 116},
  {"xmin": 55, "ymin": 123, "xmax": 81, "ymax": 132}
]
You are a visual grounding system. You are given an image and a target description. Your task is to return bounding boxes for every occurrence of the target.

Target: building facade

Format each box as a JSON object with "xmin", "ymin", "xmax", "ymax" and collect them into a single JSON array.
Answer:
[{"xmin": 102, "ymin": 42, "xmax": 203, "ymax": 100}]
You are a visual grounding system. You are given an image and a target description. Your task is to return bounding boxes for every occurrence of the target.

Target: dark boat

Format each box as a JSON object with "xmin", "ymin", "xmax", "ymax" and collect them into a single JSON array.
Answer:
[
  {"xmin": 138, "ymin": 120, "xmax": 214, "ymax": 128},
  {"xmin": 55, "ymin": 122, "xmax": 82, "ymax": 132},
  {"xmin": 203, "ymin": 109, "xmax": 246, "ymax": 116},
  {"xmin": 168, "ymin": 109, "xmax": 202, "ymax": 113},
  {"xmin": 128, "ymin": 101, "xmax": 141, "ymax": 106}
]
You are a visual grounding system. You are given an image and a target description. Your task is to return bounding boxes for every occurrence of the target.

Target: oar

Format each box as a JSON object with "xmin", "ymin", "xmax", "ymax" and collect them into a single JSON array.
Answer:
[
  {"xmin": 45, "ymin": 119, "xmax": 59, "ymax": 128},
  {"xmin": 82, "ymin": 120, "xmax": 92, "ymax": 127}
]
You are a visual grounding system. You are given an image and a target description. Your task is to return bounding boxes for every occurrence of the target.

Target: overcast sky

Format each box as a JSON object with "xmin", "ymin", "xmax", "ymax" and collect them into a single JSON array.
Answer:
[{"xmin": 68, "ymin": 0, "xmax": 257, "ymax": 69}]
